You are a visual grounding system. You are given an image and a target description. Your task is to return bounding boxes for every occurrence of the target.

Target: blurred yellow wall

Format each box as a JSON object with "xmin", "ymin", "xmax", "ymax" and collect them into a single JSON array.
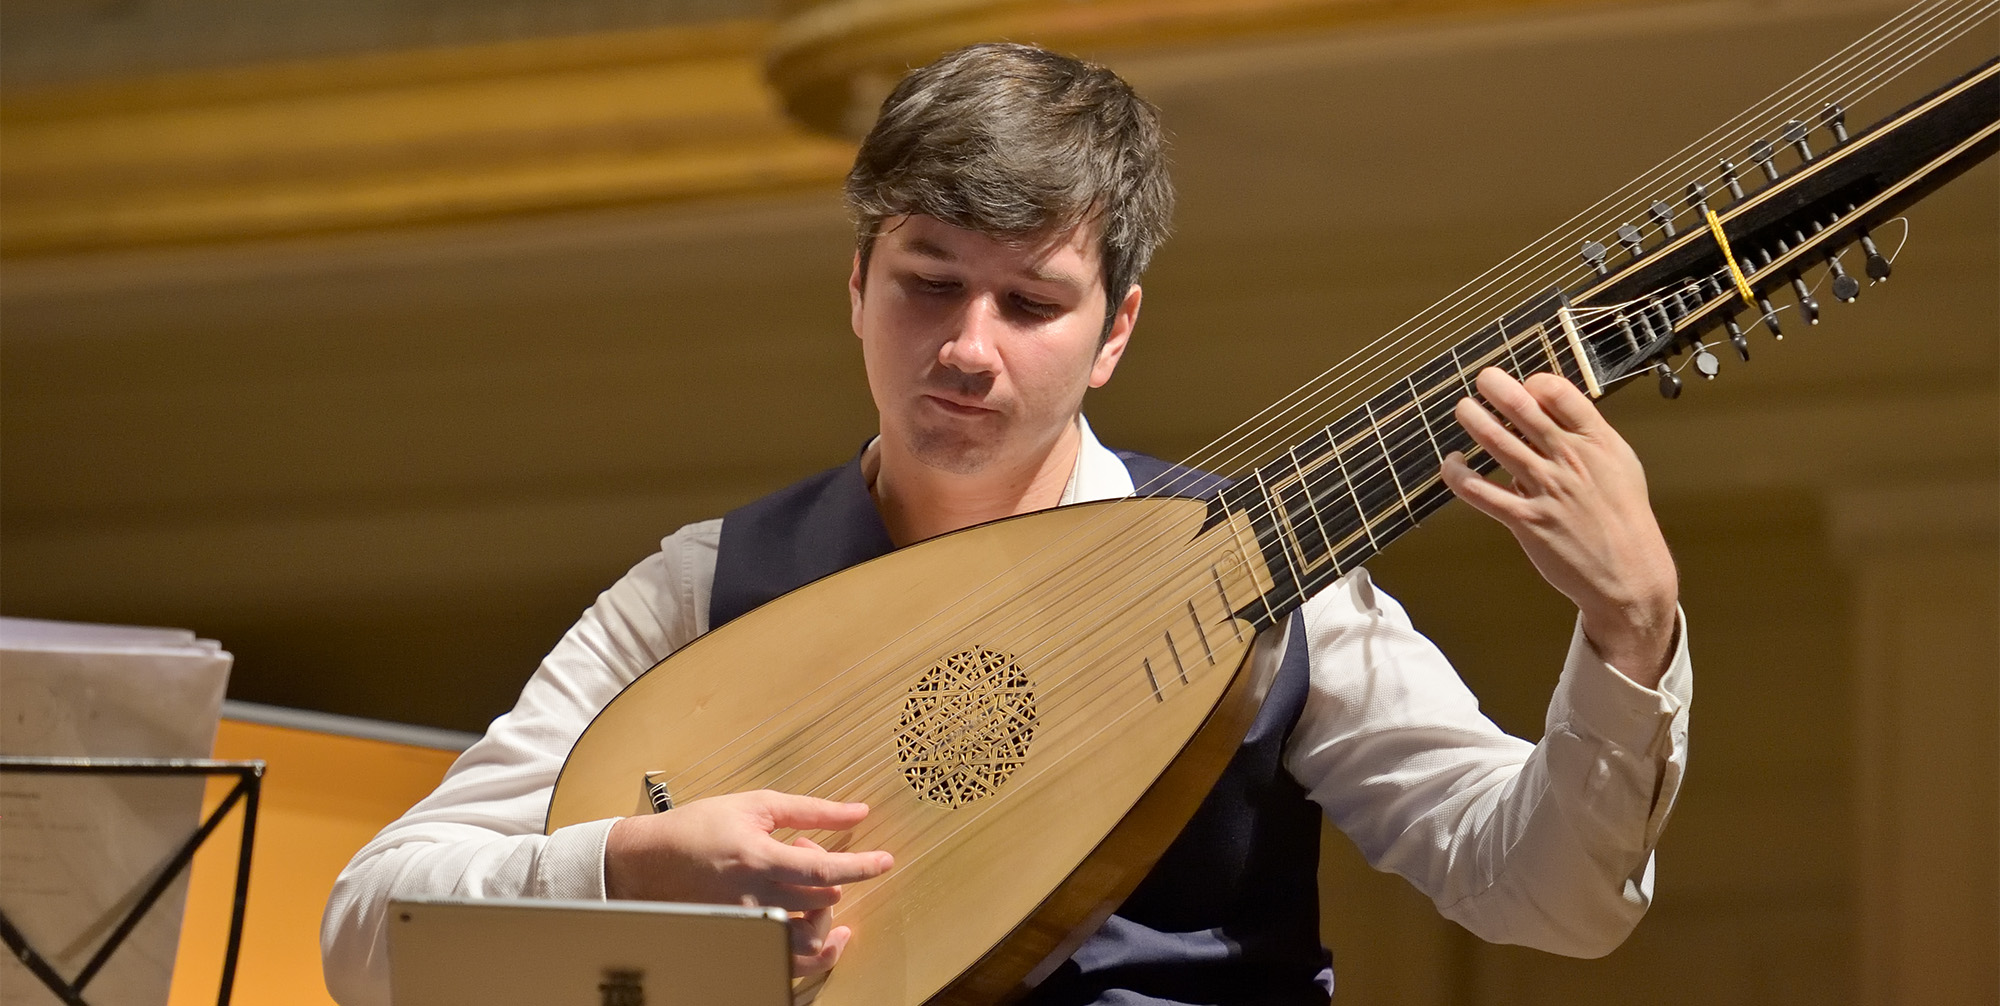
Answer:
[{"xmin": 168, "ymin": 718, "xmax": 460, "ymax": 1006}]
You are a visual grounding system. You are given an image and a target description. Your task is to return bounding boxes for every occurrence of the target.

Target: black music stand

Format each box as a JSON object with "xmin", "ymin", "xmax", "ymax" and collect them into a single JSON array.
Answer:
[{"xmin": 0, "ymin": 756, "xmax": 264, "ymax": 1006}]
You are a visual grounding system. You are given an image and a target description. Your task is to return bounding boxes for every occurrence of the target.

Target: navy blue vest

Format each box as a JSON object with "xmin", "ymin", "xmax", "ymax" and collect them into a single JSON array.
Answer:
[{"xmin": 711, "ymin": 451, "xmax": 1334, "ymax": 1006}]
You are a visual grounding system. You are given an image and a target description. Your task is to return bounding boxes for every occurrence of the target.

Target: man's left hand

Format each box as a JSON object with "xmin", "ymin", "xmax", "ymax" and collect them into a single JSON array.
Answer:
[{"xmin": 1440, "ymin": 367, "xmax": 1679, "ymax": 688}]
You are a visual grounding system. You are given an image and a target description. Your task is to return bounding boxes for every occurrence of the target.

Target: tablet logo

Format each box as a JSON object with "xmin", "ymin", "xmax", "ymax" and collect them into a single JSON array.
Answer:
[{"xmin": 599, "ymin": 969, "xmax": 644, "ymax": 1006}]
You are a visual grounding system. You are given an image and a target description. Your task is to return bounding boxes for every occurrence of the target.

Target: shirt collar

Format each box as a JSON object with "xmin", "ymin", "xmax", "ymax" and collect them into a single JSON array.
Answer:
[
  {"xmin": 1059, "ymin": 414, "xmax": 1137, "ymax": 506},
  {"xmin": 862, "ymin": 414, "xmax": 1135, "ymax": 510}
]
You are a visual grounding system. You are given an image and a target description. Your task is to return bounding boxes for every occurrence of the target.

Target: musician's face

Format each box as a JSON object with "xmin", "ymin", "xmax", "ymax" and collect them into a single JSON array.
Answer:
[{"xmin": 849, "ymin": 215, "xmax": 1138, "ymax": 476}]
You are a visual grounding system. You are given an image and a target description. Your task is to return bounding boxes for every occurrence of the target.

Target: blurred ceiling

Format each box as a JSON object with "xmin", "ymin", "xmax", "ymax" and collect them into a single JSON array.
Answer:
[
  {"xmin": 3, "ymin": 0, "xmax": 1837, "ymax": 256},
  {"xmin": 1, "ymin": 0, "xmax": 1993, "ymax": 727},
  {"xmin": 0, "ymin": 0, "xmax": 776, "ymax": 87}
]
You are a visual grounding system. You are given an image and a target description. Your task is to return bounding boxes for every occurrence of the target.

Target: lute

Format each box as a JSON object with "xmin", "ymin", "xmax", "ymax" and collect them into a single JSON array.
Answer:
[{"xmin": 548, "ymin": 6, "xmax": 1999, "ymax": 1004}]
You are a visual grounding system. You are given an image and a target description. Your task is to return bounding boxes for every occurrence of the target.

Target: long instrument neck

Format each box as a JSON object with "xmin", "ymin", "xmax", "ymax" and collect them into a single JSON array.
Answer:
[{"xmin": 1212, "ymin": 288, "xmax": 1593, "ymax": 631}]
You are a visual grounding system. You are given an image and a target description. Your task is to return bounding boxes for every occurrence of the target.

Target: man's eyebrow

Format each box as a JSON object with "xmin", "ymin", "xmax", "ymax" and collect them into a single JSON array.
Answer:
[
  {"xmin": 1025, "ymin": 264, "xmax": 1088, "ymax": 290},
  {"xmin": 901, "ymin": 232, "xmax": 1087, "ymax": 290},
  {"xmin": 904, "ymin": 237, "xmax": 956, "ymax": 262}
]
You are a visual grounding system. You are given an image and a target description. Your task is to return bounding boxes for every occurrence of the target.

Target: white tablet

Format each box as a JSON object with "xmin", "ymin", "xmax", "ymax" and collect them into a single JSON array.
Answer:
[{"xmin": 387, "ymin": 898, "xmax": 792, "ymax": 1006}]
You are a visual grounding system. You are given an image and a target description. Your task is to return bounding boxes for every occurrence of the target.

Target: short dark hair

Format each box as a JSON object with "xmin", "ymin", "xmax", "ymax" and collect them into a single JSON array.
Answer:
[{"xmin": 845, "ymin": 43, "xmax": 1174, "ymax": 332}]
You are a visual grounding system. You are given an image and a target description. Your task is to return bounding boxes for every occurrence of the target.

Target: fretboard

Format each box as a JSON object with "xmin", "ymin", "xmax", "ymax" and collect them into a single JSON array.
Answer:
[{"xmin": 1202, "ymin": 288, "xmax": 1592, "ymax": 631}]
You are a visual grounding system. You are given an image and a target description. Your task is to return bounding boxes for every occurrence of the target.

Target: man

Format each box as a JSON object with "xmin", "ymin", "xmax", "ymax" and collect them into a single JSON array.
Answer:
[{"xmin": 323, "ymin": 42, "xmax": 1687, "ymax": 1005}]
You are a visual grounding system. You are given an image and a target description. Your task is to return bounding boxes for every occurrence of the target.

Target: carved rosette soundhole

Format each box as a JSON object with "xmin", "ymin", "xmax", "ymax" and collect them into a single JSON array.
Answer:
[{"xmin": 897, "ymin": 647, "xmax": 1037, "ymax": 808}]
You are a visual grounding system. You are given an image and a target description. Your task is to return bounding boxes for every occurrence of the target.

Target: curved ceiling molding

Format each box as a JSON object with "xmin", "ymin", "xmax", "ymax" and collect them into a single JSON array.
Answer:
[
  {"xmin": 0, "ymin": 0, "xmax": 1640, "ymax": 256},
  {"xmin": 0, "ymin": 19, "xmax": 854, "ymax": 257},
  {"xmin": 765, "ymin": 0, "xmax": 1627, "ymax": 136}
]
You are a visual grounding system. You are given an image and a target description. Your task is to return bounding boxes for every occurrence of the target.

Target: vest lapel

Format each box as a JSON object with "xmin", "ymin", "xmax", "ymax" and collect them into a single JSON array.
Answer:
[{"xmin": 709, "ymin": 453, "xmax": 895, "ymax": 630}]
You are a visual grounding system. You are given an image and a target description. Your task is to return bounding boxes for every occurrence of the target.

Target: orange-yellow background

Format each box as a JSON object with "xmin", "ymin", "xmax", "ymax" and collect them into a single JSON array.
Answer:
[{"xmin": 168, "ymin": 720, "xmax": 456, "ymax": 1006}]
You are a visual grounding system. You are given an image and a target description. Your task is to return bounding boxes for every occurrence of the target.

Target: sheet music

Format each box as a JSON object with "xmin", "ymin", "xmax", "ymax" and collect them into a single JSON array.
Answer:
[{"xmin": 0, "ymin": 617, "xmax": 232, "ymax": 1006}]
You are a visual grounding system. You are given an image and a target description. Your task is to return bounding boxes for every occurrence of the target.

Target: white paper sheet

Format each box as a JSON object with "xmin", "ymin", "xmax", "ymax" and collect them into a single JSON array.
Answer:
[{"xmin": 0, "ymin": 617, "xmax": 233, "ymax": 1006}]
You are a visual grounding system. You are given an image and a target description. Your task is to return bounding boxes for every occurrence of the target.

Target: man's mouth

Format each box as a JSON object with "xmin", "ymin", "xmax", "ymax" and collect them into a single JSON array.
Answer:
[{"xmin": 923, "ymin": 394, "xmax": 997, "ymax": 416}]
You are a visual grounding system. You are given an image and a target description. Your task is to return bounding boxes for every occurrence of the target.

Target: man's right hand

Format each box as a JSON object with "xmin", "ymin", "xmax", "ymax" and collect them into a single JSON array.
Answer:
[{"xmin": 602, "ymin": 790, "xmax": 895, "ymax": 975}]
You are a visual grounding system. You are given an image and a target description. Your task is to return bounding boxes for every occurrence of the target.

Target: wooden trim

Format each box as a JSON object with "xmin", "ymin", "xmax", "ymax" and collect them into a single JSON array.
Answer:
[
  {"xmin": 767, "ymin": 0, "xmax": 1642, "ymax": 134},
  {"xmin": 0, "ymin": 19, "xmax": 856, "ymax": 257}
]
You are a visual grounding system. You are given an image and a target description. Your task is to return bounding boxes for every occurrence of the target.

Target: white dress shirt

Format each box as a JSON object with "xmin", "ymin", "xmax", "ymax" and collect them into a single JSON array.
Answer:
[{"xmin": 321, "ymin": 418, "xmax": 1691, "ymax": 1005}]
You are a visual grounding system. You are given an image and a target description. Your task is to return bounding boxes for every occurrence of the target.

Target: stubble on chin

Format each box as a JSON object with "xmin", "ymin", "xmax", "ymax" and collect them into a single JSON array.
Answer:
[{"xmin": 904, "ymin": 416, "xmax": 1000, "ymax": 475}]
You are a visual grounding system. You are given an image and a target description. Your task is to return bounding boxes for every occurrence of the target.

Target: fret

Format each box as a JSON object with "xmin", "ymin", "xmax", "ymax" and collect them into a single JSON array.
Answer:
[
  {"xmin": 1459, "ymin": 321, "xmax": 1517, "ymax": 392},
  {"xmin": 1223, "ymin": 287, "xmax": 1577, "ymax": 626},
  {"xmin": 1362, "ymin": 398, "xmax": 1415, "ymax": 521},
  {"xmin": 1336, "ymin": 406, "xmax": 1421, "ymax": 551},
  {"xmin": 1498, "ymin": 320, "xmax": 1528, "ymax": 377},
  {"xmin": 1238, "ymin": 435, "xmax": 1370, "ymax": 602},
  {"xmin": 1247, "ymin": 465, "xmax": 1307, "ymax": 591},
  {"xmin": 1215, "ymin": 477, "xmax": 1288, "ymax": 629},
  {"xmin": 1323, "ymin": 435, "xmax": 1379, "ymax": 551},
  {"xmin": 1283, "ymin": 444, "xmax": 1338, "ymax": 564},
  {"xmin": 1409, "ymin": 352, "xmax": 1470, "ymax": 446},
  {"xmin": 1531, "ymin": 320, "xmax": 1564, "ymax": 376},
  {"xmin": 1402, "ymin": 470, "xmax": 1462, "ymax": 529},
  {"xmin": 1447, "ymin": 343, "xmax": 1478, "ymax": 400},
  {"xmin": 1405, "ymin": 373, "xmax": 1445, "ymax": 465}
]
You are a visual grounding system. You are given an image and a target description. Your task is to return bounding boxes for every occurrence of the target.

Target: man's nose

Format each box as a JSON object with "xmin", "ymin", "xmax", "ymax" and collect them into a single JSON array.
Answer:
[{"xmin": 937, "ymin": 296, "xmax": 1003, "ymax": 373}]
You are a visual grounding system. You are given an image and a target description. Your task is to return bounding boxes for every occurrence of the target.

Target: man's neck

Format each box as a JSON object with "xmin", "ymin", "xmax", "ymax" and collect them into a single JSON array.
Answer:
[{"xmin": 867, "ymin": 421, "xmax": 1083, "ymax": 547}]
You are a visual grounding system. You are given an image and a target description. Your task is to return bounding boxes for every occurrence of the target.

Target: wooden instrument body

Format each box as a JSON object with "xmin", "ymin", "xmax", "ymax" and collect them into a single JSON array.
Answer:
[
  {"xmin": 546, "ymin": 49, "xmax": 2000, "ymax": 1006},
  {"xmin": 547, "ymin": 496, "xmax": 1278, "ymax": 1006}
]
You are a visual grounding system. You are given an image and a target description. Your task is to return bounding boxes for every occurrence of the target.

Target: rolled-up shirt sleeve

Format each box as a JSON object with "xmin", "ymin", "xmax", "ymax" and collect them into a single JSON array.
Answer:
[
  {"xmin": 1282, "ymin": 567, "xmax": 1691, "ymax": 958},
  {"xmin": 319, "ymin": 521, "xmax": 719, "ymax": 1006}
]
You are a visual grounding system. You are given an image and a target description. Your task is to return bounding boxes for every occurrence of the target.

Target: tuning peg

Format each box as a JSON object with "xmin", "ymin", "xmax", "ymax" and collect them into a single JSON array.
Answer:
[
  {"xmin": 1828, "ymin": 257, "xmax": 1861, "ymax": 302},
  {"xmin": 1617, "ymin": 224, "xmax": 1646, "ymax": 259},
  {"xmin": 1687, "ymin": 182, "xmax": 1711, "ymax": 217},
  {"xmin": 1860, "ymin": 233, "xmax": 1892, "ymax": 281},
  {"xmin": 1656, "ymin": 364, "xmax": 1683, "ymax": 399},
  {"xmin": 1649, "ymin": 201, "xmax": 1679, "ymax": 238},
  {"xmin": 1651, "ymin": 301, "xmax": 1678, "ymax": 338},
  {"xmin": 1677, "ymin": 279, "xmax": 1703, "ymax": 319},
  {"xmin": 1822, "ymin": 103, "xmax": 1850, "ymax": 145},
  {"xmin": 1792, "ymin": 277, "xmax": 1820, "ymax": 324},
  {"xmin": 1693, "ymin": 347, "xmax": 1721, "ymax": 379},
  {"xmin": 1759, "ymin": 298, "xmax": 1783, "ymax": 338},
  {"xmin": 1720, "ymin": 160, "xmax": 1747, "ymax": 203},
  {"xmin": 1783, "ymin": 119, "xmax": 1815, "ymax": 163},
  {"xmin": 1581, "ymin": 240, "xmax": 1609, "ymax": 276},
  {"xmin": 1746, "ymin": 251, "xmax": 1783, "ymax": 339},
  {"xmin": 1633, "ymin": 307, "xmax": 1663, "ymax": 344},
  {"xmin": 1616, "ymin": 314, "xmax": 1642, "ymax": 352},
  {"xmin": 1766, "ymin": 232, "xmax": 1820, "ymax": 323},
  {"xmin": 1705, "ymin": 276, "xmax": 1751, "ymax": 360},
  {"xmin": 1750, "ymin": 139, "xmax": 1781, "ymax": 182},
  {"xmin": 1753, "ymin": 282, "xmax": 1783, "ymax": 339}
]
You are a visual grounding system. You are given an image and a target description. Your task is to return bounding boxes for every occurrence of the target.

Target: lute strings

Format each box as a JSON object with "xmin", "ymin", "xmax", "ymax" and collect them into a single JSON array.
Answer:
[
  {"xmin": 660, "ymin": 0, "xmax": 1984, "ymax": 828},
  {"xmin": 645, "ymin": 0, "xmax": 1992, "ymax": 864},
  {"xmin": 814, "ymin": 4, "xmax": 1996, "ymax": 866}
]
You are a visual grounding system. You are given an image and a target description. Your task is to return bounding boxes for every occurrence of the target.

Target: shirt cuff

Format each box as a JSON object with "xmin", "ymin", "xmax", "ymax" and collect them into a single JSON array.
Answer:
[
  {"xmin": 535, "ymin": 817, "xmax": 617, "ymax": 900},
  {"xmin": 1556, "ymin": 607, "xmax": 1690, "ymax": 756}
]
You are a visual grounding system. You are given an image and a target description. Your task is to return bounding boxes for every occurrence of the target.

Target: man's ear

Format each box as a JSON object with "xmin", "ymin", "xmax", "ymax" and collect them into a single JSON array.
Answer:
[
  {"xmin": 1089, "ymin": 284, "xmax": 1142, "ymax": 388},
  {"xmin": 848, "ymin": 251, "xmax": 866, "ymax": 338}
]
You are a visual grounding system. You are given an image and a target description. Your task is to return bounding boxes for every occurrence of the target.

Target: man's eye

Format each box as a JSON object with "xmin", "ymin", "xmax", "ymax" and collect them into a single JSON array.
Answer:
[
  {"xmin": 1013, "ymin": 295, "xmax": 1060, "ymax": 318},
  {"xmin": 912, "ymin": 276, "xmax": 958, "ymax": 295}
]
